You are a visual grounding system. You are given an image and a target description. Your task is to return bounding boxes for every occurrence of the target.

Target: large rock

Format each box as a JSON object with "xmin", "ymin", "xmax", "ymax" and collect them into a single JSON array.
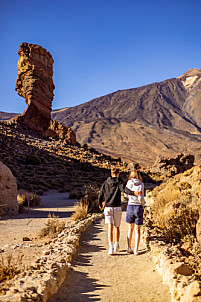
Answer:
[
  {"xmin": 14, "ymin": 42, "xmax": 55, "ymax": 133},
  {"xmin": 150, "ymin": 153, "xmax": 194, "ymax": 176},
  {"xmin": 14, "ymin": 42, "xmax": 76, "ymax": 144},
  {"xmin": 0, "ymin": 161, "xmax": 18, "ymax": 215}
]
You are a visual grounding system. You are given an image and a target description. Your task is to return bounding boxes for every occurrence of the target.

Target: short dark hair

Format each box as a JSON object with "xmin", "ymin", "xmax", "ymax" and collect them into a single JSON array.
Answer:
[{"xmin": 111, "ymin": 168, "xmax": 119, "ymax": 175}]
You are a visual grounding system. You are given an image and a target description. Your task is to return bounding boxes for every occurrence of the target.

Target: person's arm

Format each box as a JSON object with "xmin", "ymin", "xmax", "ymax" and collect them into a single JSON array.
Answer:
[
  {"xmin": 125, "ymin": 186, "xmax": 142, "ymax": 196},
  {"xmin": 98, "ymin": 183, "xmax": 105, "ymax": 209},
  {"xmin": 119, "ymin": 180, "xmax": 142, "ymax": 196}
]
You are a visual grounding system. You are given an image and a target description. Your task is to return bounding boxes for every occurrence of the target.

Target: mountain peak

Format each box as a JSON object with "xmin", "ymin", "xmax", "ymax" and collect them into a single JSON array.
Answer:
[
  {"xmin": 178, "ymin": 68, "xmax": 201, "ymax": 79},
  {"xmin": 177, "ymin": 68, "xmax": 201, "ymax": 89}
]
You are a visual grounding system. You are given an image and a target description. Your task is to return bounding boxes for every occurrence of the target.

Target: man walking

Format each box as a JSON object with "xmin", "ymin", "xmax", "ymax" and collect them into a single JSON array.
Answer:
[{"xmin": 98, "ymin": 168, "xmax": 142, "ymax": 255}]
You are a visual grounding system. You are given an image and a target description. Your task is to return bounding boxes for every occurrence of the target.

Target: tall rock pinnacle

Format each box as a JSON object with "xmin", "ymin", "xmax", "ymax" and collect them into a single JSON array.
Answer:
[
  {"xmin": 15, "ymin": 42, "xmax": 55, "ymax": 133},
  {"xmin": 14, "ymin": 42, "xmax": 76, "ymax": 144}
]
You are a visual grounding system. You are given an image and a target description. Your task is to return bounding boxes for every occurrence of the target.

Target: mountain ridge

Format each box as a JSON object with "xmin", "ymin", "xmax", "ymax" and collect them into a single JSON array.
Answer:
[{"xmin": 1, "ymin": 68, "xmax": 201, "ymax": 165}]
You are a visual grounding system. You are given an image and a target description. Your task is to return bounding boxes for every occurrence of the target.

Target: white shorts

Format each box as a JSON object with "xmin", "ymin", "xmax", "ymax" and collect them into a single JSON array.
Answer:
[{"xmin": 104, "ymin": 207, "xmax": 122, "ymax": 227}]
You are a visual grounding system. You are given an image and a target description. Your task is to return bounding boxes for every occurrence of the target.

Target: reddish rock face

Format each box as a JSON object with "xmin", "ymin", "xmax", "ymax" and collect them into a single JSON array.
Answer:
[
  {"xmin": 45, "ymin": 119, "xmax": 76, "ymax": 144},
  {"xmin": 14, "ymin": 42, "xmax": 55, "ymax": 133}
]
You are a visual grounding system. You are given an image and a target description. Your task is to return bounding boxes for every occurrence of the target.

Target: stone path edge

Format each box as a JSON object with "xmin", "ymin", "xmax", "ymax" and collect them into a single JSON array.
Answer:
[
  {"xmin": 142, "ymin": 219, "xmax": 201, "ymax": 302},
  {"xmin": 0, "ymin": 213, "xmax": 104, "ymax": 302}
]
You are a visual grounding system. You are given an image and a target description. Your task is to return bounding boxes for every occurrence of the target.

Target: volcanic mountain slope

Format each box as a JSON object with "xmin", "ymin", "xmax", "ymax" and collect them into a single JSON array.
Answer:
[
  {"xmin": 51, "ymin": 68, "xmax": 201, "ymax": 165},
  {"xmin": 1, "ymin": 69, "xmax": 201, "ymax": 165}
]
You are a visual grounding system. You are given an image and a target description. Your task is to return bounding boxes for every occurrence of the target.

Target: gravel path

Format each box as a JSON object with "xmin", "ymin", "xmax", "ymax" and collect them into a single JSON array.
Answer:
[{"xmin": 49, "ymin": 211, "xmax": 171, "ymax": 302}]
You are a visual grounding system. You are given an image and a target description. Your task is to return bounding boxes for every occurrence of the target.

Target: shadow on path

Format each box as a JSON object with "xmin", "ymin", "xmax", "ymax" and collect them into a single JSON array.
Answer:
[{"xmin": 49, "ymin": 221, "xmax": 109, "ymax": 302}]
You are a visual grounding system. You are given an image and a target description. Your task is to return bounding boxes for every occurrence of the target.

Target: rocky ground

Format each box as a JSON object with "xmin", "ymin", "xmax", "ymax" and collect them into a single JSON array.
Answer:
[
  {"xmin": 49, "ymin": 211, "xmax": 171, "ymax": 302},
  {"xmin": 0, "ymin": 121, "xmax": 130, "ymax": 195}
]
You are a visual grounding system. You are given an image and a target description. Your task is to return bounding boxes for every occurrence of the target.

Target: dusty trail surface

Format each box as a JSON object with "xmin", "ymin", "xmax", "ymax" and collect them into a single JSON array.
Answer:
[
  {"xmin": 0, "ymin": 191, "xmax": 75, "ymax": 246},
  {"xmin": 0, "ymin": 191, "xmax": 76, "ymax": 267},
  {"xmin": 49, "ymin": 212, "xmax": 171, "ymax": 302}
]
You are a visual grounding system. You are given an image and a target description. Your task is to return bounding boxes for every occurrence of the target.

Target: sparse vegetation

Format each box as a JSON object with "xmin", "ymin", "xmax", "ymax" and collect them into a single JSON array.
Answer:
[
  {"xmin": 0, "ymin": 121, "xmax": 125, "ymax": 194},
  {"xmin": 17, "ymin": 190, "xmax": 41, "ymax": 211},
  {"xmin": 71, "ymin": 183, "xmax": 100, "ymax": 221},
  {"xmin": 0, "ymin": 253, "xmax": 24, "ymax": 283},
  {"xmin": 80, "ymin": 183, "xmax": 100, "ymax": 213},
  {"xmin": 0, "ymin": 207, "xmax": 4, "ymax": 218},
  {"xmin": 39, "ymin": 214, "xmax": 65, "ymax": 238},
  {"xmin": 69, "ymin": 188, "xmax": 83, "ymax": 199},
  {"xmin": 151, "ymin": 169, "xmax": 200, "ymax": 244},
  {"xmin": 72, "ymin": 202, "xmax": 88, "ymax": 221}
]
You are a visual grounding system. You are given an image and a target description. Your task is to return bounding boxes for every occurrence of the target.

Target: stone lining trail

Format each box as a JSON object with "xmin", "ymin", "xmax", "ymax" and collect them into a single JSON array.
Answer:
[{"xmin": 49, "ymin": 212, "xmax": 171, "ymax": 302}]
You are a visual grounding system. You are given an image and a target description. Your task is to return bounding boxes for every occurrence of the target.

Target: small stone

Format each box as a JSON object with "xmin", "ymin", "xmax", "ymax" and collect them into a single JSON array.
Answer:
[
  {"xmin": 173, "ymin": 262, "xmax": 194, "ymax": 276},
  {"xmin": 23, "ymin": 237, "xmax": 31, "ymax": 241},
  {"xmin": 42, "ymin": 250, "xmax": 50, "ymax": 255}
]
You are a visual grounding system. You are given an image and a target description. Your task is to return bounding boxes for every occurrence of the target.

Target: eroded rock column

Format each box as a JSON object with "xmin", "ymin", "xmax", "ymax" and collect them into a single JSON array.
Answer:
[{"xmin": 15, "ymin": 42, "xmax": 55, "ymax": 133}]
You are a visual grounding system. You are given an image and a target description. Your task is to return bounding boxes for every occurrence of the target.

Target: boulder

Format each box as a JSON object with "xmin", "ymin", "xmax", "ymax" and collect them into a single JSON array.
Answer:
[
  {"xmin": 150, "ymin": 153, "xmax": 194, "ymax": 176},
  {"xmin": 0, "ymin": 161, "xmax": 18, "ymax": 215}
]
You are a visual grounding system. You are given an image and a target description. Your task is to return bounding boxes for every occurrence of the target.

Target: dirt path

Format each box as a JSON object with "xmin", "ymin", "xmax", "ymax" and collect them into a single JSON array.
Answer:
[
  {"xmin": 49, "ymin": 211, "xmax": 171, "ymax": 302},
  {"xmin": 0, "ymin": 191, "xmax": 76, "ymax": 246},
  {"xmin": 0, "ymin": 191, "xmax": 76, "ymax": 268}
]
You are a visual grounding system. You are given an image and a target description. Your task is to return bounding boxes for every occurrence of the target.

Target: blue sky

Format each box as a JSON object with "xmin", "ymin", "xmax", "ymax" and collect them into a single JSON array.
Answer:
[{"xmin": 1, "ymin": 0, "xmax": 201, "ymax": 113}]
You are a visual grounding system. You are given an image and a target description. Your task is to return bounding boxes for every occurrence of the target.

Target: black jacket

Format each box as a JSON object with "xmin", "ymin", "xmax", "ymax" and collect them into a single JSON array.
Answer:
[{"xmin": 98, "ymin": 177, "xmax": 135, "ymax": 207}]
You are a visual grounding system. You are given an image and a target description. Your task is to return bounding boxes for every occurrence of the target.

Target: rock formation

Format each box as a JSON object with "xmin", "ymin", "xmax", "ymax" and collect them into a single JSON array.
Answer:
[
  {"xmin": 14, "ymin": 42, "xmax": 76, "ymax": 144},
  {"xmin": 0, "ymin": 161, "xmax": 18, "ymax": 215},
  {"xmin": 15, "ymin": 42, "xmax": 55, "ymax": 133},
  {"xmin": 150, "ymin": 153, "xmax": 194, "ymax": 176},
  {"xmin": 45, "ymin": 119, "xmax": 76, "ymax": 144}
]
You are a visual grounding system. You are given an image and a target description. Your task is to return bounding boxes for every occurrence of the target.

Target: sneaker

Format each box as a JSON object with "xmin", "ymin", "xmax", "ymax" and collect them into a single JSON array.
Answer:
[
  {"xmin": 133, "ymin": 248, "xmax": 138, "ymax": 255},
  {"xmin": 114, "ymin": 242, "xmax": 119, "ymax": 253},
  {"xmin": 108, "ymin": 247, "xmax": 113, "ymax": 255},
  {"xmin": 126, "ymin": 247, "xmax": 133, "ymax": 254}
]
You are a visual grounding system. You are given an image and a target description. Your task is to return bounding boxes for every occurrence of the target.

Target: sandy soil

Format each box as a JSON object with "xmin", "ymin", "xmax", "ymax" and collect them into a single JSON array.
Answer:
[
  {"xmin": 0, "ymin": 191, "xmax": 77, "ymax": 266},
  {"xmin": 49, "ymin": 211, "xmax": 171, "ymax": 302}
]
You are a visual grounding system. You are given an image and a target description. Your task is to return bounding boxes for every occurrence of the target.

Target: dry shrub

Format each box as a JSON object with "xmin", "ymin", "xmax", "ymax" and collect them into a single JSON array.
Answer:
[
  {"xmin": 0, "ymin": 253, "xmax": 24, "ymax": 283},
  {"xmin": 71, "ymin": 183, "xmax": 99, "ymax": 221},
  {"xmin": 80, "ymin": 183, "xmax": 100, "ymax": 213},
  {"xmin": 0, "ymin": 207, "xmax": 4, "ymax": 218},
  {"xmin": 72, "ymin": 202, "xmax": 88, "ymax": 221},
  {"xmin": 17, "ymin": 190, "xmax": 41, "ymax": 208},
  {"xmin": 153, "ymin": 187, "xmax": 181, "ymax": 211},
  {"xmin": 158, "ymin": 201, "xmax": 198, "ymax": 243},
  {"xmin": 151, "ymin": 176, "xmax": 199, "ymax": 243},
  {"xmin": 39, "ymin": 214, "xmax": 65, "ymax": 238},
  {"xmin": 69, "ymin": 189, "xmax": 83, "ymax": 199}
]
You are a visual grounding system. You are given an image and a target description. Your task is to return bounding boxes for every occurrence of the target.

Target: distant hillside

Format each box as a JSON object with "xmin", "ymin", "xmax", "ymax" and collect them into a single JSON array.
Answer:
[
  {"xmin": 0, "ymin": 111, "xmax": 19, "ymax": 120},
  {"xmin": 51, "ymin": 68, "xmax": 201, "ymax": 165},
  {"xmin": 1, "ymin": 68, "xmax": 201, "ymax": 165}
]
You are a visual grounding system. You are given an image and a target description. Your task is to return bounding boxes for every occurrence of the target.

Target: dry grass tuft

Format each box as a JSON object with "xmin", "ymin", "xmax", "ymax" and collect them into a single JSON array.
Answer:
[
  {"xmin": 71, "ymin": 183, "xmax": 100, "ymax": 221},
  {"xmin": 72, "ymin": 202, "xmax": 88, "ymax": 221},
  {"xmin": 0, "ymin": 253, "xmax": 24, "ymax": 283},
  {"xmin": 17, "ymin": 190, "xmax": 41, "ymax": 210},
  {"xmin": 39, "ymin": 214, "xmax": 65, "ymax": 238}
]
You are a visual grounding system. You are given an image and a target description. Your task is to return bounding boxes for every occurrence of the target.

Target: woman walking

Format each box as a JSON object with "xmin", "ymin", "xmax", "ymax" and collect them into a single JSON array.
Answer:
[{"xmin": 125, "ymin": 169, "xmax": 145, "ymax": 255}]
